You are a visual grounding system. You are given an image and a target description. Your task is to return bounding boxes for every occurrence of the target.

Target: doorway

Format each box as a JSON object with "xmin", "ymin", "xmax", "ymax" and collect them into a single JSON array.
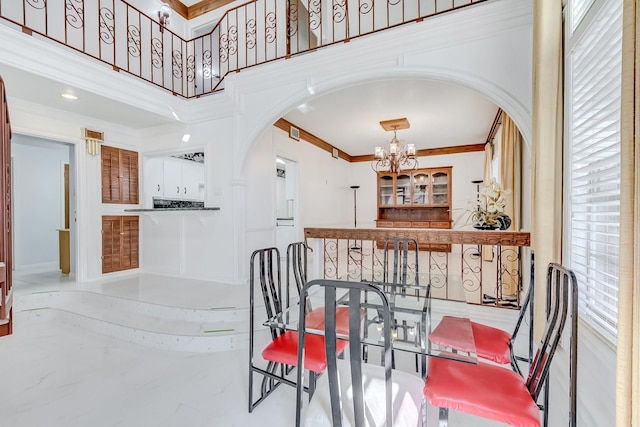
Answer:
[
  {"xmin": 275, "ymin": 157, "xmax": 299, "ymax": 257},
  {"xmin": 11, "ymin": 134, "xmax": 76, "ymax": 280}
]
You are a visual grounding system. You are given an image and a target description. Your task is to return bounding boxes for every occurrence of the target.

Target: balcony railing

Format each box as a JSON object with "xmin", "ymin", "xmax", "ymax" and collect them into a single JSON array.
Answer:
[
  {"xmin": 304, "ymin": 227, "xmax": 531, "ymax": 309},
  {"xmin": 0, "ymin": 0, "xmax": 488, "ymax": 98}
]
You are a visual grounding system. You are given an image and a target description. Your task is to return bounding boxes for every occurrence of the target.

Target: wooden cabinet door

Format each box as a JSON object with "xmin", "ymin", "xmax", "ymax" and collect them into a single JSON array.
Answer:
[
  {"xmin": 102, "ymin": 216, "xmax": 139, "ymax": 273},
  {"xmin": 101, "ymin": 146, "xmax": 139, "ymax": 204},
  {"xmin": 378, "ymin": 174, "xmax": 394, "ymax": 206},
  {"xmin": 102, "ymin": 216, "xmax": 122, "ymax": 273},
  {"xmin": 120, "ymin": 149, "xmax": 139, "ymax": 204},
  {"xmin": 101, "ymin": 146, "xmax": 121, "ymax": 203},
  {"xmin": 121, "ymin": 216, "xmax": 139, "ymax": 270},
  {"xmin": 431, "ymin": 170, "xmax": 451, "ymax": 206}
]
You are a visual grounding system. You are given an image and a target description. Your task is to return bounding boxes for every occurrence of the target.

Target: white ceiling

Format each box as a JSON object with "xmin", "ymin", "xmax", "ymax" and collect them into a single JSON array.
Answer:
[
  {"xmin": 284, "ymin": 79, "xmax": 498, "ymax": 157},
  {"xmin": 180, "ymin": 0, "xmax": 203, "ymax": 5},
  {"xmin": 0, "ymin": 63, "xmax": 176, "ymax": 130}
]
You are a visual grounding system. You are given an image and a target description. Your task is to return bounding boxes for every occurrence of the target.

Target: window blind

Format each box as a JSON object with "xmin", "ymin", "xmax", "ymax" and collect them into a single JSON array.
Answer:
[
  {"xmin": 567, "ymin": 0, "xmax": 622, "ymax": 342},
  {"xmin": 570, "ymin": 0, "xmax": 596, "ymax": 33}
]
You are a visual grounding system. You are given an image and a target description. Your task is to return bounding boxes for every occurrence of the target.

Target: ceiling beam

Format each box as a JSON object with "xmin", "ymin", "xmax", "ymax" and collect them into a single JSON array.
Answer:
[
  {"xmin": 350, "ymin": 143, "xmax": 486, "ymax": 162},
  {"xmin": 274, "ymin": 119, "xmax": 486, "ymax": 163},
  {"xmin": 188, "ymin": 0, "xmax": 237, "ymax": 19},
  {"xmin": 164, "ymin": 0, "xmax": 189, "ymax": 19},
  {"xmin": 166, "ymin": 0, "xmax": 235, "ymax": 20},
  {"xmin": 274, "ymin": 119, "xmax": 352, "ymax": 162}
]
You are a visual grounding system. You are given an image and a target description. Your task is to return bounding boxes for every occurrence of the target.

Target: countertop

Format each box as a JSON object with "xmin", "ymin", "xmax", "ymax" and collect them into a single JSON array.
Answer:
[{"xmin": 124, "ymin": 207, "xmax": 220, "ymax": 212}]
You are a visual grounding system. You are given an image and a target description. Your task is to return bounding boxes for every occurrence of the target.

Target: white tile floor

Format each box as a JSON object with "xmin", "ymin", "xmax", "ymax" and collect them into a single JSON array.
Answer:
[{"xmin": 1, "ymin": 270, "xmax": 508, "ymax": 426}]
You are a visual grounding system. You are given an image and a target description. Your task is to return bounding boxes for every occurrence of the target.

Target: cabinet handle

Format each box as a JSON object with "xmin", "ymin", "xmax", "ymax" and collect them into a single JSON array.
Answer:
[
  {"xmin": 184, "ymin": 187, "xmax": 187, "ymax": 194},
  {"xmin": 157, "ymin": 184, "xmax": 160, "ymax": 191},
  {"xmin": 177, "ymin": 186, "xmax": 180, "ymax": 193}
]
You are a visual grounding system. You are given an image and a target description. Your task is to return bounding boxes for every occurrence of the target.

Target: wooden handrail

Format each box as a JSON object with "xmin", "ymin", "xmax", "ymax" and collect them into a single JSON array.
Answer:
[{"xmin": 304, "ymin": 227, "xmax": 530, "ymax": 247}]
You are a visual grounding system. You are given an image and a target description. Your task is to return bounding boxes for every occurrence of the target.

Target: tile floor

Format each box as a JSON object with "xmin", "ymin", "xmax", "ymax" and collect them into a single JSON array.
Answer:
[{"xmin": 1, "ymin": 270, "xmax": 508, "ymax": 426}]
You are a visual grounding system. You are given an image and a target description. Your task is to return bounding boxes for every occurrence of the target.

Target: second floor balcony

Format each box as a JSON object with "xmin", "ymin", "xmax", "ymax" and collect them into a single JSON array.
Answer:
[{"xmin": 0, "ymin": 0, "xmax": 489, "ymax": 98}]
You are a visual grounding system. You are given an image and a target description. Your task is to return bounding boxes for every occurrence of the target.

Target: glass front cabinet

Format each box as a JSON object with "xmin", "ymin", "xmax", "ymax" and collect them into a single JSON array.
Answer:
[{"xmin": 376, "ymin": 167, "xmax": 452, "ymax": 229}]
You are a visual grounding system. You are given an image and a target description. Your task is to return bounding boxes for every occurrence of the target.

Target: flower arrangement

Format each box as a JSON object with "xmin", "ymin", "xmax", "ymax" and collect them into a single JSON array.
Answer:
[{"xmin": 470, "ymin": 179, "xmax": 509, "ymax": 229}]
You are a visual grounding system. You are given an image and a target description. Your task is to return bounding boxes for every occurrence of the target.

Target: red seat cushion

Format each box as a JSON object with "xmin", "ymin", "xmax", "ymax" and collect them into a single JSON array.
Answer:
[
  {"xmin": 471, "ymin": 321, "xmax": 512, "ymax": 364},
  {"xmin": 424, "ymin": 356, "xmax": 541, "ymax": 427},
  {"xmin": 261, "ymin": 331, "xmax": 348, "ymax": 374},
  {"xmin": 305, "ymin": 306, "xmax": 361, "ymax": 336},
  {"xmin": 429, "ymin": 316, "xmax": 511, "ymax": 364}
]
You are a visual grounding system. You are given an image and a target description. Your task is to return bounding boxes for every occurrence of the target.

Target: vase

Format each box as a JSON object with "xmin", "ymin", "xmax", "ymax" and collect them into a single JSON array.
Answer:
[
  {"xmin": 496, "ymin": 214, "xmax": 512, "ymax": 231},
  {"xmin": 473, "ymin": 223, "xmax": 499, "ymax": 230}
]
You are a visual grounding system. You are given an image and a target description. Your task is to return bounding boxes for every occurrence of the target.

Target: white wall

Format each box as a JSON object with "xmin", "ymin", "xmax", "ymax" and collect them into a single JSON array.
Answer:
[{"xmin": 12, "ymin": 135, "xmax": 70, "ymax": 270}]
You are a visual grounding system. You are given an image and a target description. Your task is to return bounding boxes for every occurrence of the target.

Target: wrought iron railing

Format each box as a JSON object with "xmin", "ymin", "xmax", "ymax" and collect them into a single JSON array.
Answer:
[
  {"xmin": 304, "ymin": 227, "xmax": 531, "ymax": 308},
  {"xmin": 0, "ymin": 0, "xmax": 488, "ymax": 98}
]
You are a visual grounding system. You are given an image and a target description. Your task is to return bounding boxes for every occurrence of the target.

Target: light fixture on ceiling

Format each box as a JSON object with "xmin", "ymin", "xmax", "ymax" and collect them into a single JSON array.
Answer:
[
  {"xmin": 61, "ymin": 93, "xmax": 78, "ymax": 100},
  {"xmin": 181, "ymin": 133, "xmax": 191, "ymax": 143},
  {"xmin": 158, "ymin": 3, "xmax": 171, "ymax": 32},
  {"xmin": 372, "ymin": 117, "xmax": 418, "ymax": 174}
]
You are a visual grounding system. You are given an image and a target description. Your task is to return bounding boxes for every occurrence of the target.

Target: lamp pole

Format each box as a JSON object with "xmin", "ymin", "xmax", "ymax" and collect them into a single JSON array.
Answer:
[{"xmin": 350, "ymin": 185, "xmax": 360, "ymax": 228}]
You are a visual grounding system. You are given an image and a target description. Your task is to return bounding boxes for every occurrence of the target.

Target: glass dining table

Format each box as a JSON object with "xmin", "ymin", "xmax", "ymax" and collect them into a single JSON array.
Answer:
[{"xmin": 264, "ymin": 281, "xmax": 478, "ymax": 378}]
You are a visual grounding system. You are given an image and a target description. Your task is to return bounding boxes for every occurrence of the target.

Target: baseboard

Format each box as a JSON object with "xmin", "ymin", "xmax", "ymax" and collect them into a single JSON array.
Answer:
[{"xmin": 14, "ymin": 262, "xmax": 59, "ymax": 274}]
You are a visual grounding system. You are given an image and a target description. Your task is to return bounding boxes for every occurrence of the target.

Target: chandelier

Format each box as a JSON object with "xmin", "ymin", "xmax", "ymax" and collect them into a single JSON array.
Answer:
[{"xmin": 372, "ymin": 118, "xmax": 418, "ymax": 174}]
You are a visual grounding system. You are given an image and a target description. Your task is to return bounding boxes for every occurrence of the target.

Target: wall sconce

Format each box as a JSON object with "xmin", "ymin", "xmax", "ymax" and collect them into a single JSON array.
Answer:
[
  {"xmin": 82, "ymin": 128, "xmax": 104, "ymax": 156},
  {"xmin": 158, "ymin": 3, "xmax": 171, "ymax": 32}
]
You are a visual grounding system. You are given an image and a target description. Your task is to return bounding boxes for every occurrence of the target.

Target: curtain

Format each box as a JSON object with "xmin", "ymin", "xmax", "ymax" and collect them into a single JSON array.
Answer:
[
  {"xmin": 616, "ymin": 1, "xmax": 640, "ymax": 425},
  {"xmin": 531, "ymin": 0, "xmax": 564, "ymax": 338},
  {"xmin": 499, "ymin": 112, "xmax": 522, "ymax": 297}
]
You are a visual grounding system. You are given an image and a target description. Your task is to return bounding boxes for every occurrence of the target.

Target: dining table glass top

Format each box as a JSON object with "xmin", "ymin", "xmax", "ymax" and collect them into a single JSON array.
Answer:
[{"xmin": 264, "ymin": 281, "xmax": 478, "ymax": 366}]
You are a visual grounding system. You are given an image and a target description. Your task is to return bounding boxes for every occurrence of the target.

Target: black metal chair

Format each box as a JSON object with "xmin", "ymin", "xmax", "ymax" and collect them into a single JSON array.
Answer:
[
  {"xmin": 380, "ymin": 237, "xmax": 422, "ymax": 371},
  {"xmin": 382, "ymin": 237, "xmax": 420, "ymax": 290},
  {"xmin": 286, "ymin": 241, "xmax": 308, "ymax": 309},
  {"xmin": 423, "ymin": 263, "xmax": 578, "ymax": 427},
  {"xmin": 248, "ymin": 247, "xmax": 347, "ymax": 412},
  {"xmin": 295, "ymin": 279, "xmax": 425, "ymax": 427}
]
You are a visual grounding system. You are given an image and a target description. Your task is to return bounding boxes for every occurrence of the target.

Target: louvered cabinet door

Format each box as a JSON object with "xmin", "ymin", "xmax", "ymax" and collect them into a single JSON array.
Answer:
[
  {"xmin": 101, "ymin": 146, "xmax": 121, "ymax": 203},
  {"xmin": 102, "ymin": 216, "xmax": 139, "ymax": 273},
  {"xmin": 120, "ymin": 149, "xmax": 139, "ymax": 204},
  {"xmin": 102, "ymin": 216, "xmax": 122, "ymax": 273},
  {"xmin": 121, "ymin": 216, "xmax": 139, "ymax": 270},
  {"xmin": 101, "ymin": 146, "xmax": 139, "ymax": 204}
]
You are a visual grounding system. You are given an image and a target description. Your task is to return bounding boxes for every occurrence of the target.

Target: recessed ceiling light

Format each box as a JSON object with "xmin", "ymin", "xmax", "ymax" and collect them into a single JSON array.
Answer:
[
  {"xmin": 61, "ymin": 93, "xmax": 78, "ymax": 100},
  {"xmin": 181, "ymin": 133, "xmax": 191, "ymax": 143}
]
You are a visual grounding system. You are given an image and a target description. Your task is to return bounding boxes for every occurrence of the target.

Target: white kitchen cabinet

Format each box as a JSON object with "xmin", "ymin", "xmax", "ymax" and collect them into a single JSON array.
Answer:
[
  {"xmin": 181, "ymin": 161, "xmax": 201, "ymax": 201},
  {"xmin": 145, "ymin": 157, "xmax": 164, "ymax": 197},
  {"xmin": 146, "ymin": 157, "xmax": 204, "ymax": 201},
  {"xmin": 163, "ymin": 158, "xmax": 183, "ymax": 199}
]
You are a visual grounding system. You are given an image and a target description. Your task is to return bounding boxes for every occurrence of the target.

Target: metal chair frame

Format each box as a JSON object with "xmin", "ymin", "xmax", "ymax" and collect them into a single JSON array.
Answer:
[{"xmin": 248, "ymin": 247, "xmax": 317, "ymax": 412}]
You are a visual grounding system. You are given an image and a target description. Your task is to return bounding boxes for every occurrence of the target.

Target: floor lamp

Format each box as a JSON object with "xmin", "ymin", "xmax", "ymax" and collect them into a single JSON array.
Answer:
[{"xmin": 350, "ymin": 185, "xmax": 360, "ymax": 251}]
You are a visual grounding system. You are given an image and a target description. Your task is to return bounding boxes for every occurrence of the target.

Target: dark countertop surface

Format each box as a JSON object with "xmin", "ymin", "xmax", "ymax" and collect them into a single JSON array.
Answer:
[{"xmin": 124, "ymin": 207, "xmax": 220, "ymax": 212}]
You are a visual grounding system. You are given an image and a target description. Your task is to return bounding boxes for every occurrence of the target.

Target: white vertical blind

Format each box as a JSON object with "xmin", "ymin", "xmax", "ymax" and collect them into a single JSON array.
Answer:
[
  {"xmin": 567, "ymin": 0, "xmax": 622, "ymax": 342},
  {"xmin": 570, "ymin": 0, "xmax": 596, "ymax": 32}
]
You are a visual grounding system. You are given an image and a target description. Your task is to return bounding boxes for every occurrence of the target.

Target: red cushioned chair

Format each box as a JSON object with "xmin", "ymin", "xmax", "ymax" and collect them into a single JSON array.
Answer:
[
  {"xmin": 423, "ymin": 263, "xmax": 577, "ymax": 427},
  {"xmin": 429, "ymin": 279, "xmax": 534, "ymax": 376},
  {"xmin": 248, "ymin": 247, "xmax": 348, "ymax": 412}
]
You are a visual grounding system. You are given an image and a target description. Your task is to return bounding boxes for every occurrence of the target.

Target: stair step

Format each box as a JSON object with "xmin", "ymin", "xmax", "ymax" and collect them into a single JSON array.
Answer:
[{"xmin": 15, "ymin": 291, "xmax": 263, "ymax": 353}]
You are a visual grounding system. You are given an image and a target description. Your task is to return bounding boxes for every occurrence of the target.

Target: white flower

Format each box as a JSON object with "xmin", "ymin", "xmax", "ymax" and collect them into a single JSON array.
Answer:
[{"xmin": 469, "ymin": 180, "xmax": 509, "ymax": 226}]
